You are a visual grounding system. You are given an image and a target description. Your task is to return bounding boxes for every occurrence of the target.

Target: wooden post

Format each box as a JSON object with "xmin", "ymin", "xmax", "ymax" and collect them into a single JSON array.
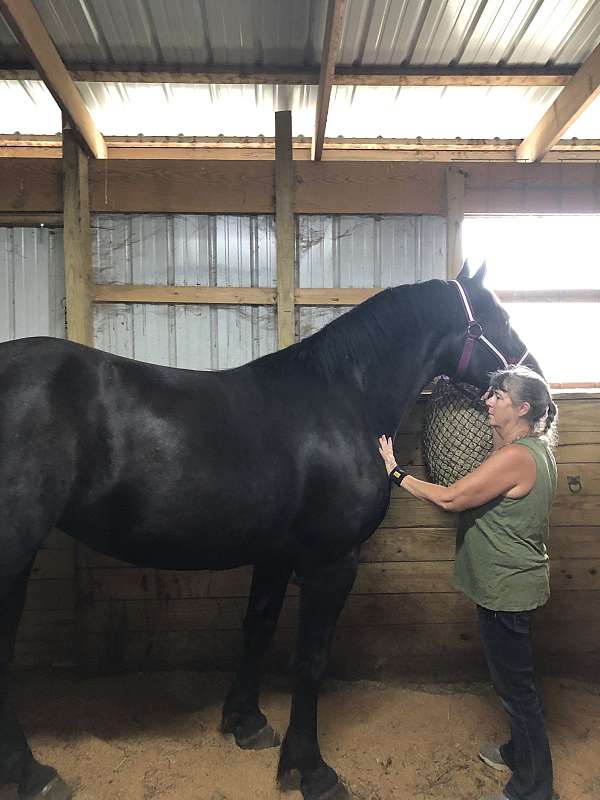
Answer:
[
  {"xmin": 275, "ymin": 111, "xmax": 295, "ymax": 349},
  {"xmin": 62, "ymin": 123, "xmax": 94, "ymax": 345},
  {"xmin": 446, "ymin": 166, "xmax": 465, "ymax": 279}
]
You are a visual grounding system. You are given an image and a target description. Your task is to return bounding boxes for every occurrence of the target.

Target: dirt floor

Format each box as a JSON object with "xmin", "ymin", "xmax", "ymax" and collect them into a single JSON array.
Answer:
[{"xmin": 4, "ymin": 670, "xmax": 600, "ymax": 800}]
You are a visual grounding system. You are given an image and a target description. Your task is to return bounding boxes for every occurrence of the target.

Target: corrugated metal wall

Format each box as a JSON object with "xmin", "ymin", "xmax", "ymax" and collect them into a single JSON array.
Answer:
[
  {"xmin": 297, "ymin": 214, "xmax": 446, "ymax": 340},
  {"xmin": 93, "ymin": 214, "xmax": 278, "ymax": 370},
  {"xmin": 0, "ymin": 227, "xmax": 65, "ymax": 342},
  {"xmin": 93, "ymin": 213, "xmax": 447, "ymax": 367},
  {"xmin": 1, "ymin": 214, "xmax": 446, "ymax": 363}
]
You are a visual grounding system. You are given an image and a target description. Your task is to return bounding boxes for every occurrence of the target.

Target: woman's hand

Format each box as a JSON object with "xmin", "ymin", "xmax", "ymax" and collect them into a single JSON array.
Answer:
[{"xmin": 378, "ymin": 435, "xmax": 398, "ymax": 475}]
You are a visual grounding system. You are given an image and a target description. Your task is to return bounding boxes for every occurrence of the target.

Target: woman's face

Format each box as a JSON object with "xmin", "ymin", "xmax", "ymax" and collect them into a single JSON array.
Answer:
[{"xmin": 485, "ymin": 386, "xmax": 520, "ymax": 429}]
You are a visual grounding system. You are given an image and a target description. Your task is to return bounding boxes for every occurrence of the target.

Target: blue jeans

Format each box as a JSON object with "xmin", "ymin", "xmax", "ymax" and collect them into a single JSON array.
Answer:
[{"xmin": 477, "ymin": 606, "xmax": 553, "ymax": 800}]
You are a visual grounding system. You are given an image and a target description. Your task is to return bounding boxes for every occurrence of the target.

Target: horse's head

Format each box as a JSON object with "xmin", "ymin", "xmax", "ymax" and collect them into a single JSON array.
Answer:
[{"xmin": 443, "ymin": 261, "xmax": 542, "ymax": 389}]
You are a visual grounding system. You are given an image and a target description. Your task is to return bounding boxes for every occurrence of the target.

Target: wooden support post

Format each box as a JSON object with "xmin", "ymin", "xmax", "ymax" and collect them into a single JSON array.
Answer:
[
  {"xmin": 275, "ymin": 111, "xmax": 295, "ymax": 349},
  {"xmin": 446, "ymin": 166, "xmax": 465, "ymax": 279},
  {"xmin": 62, "ymin": 124, "xmax": 94, "ymax": 345}
]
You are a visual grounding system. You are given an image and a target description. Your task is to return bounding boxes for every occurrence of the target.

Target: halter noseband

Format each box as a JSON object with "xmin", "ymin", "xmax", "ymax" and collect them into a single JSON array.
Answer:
[{"xmin": 450, "ymin": 280, "xmax": 528, "ymax": 379}]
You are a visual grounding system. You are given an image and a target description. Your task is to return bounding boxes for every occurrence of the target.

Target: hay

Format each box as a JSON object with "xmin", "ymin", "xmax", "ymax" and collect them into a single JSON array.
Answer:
[{"xmin": 422, "ymin": 377, "xmax": 493, "ymax": 486}]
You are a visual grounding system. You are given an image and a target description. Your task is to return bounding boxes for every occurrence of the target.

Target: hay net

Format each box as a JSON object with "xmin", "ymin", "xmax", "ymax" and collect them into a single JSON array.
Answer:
[{"xmin": 421, "ymin": 376, "xmax": 493, "ymax": 487}]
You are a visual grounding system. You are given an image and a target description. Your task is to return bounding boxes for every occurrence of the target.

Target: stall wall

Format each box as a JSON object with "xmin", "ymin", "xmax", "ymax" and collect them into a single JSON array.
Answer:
[{"xmin": 5, "ymin": 215, "xmax": 599, "ymax": 679}]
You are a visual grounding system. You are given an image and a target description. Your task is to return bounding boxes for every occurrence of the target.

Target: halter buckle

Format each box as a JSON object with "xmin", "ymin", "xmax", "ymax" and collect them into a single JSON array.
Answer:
[{"xmin": 467, "ymin": 321, "xmax": 483, "ymax": 339}]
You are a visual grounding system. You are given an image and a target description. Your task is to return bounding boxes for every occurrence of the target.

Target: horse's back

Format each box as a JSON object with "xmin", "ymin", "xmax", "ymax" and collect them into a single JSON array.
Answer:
[{"xmin": 0, "ymin": 336, "xmax": 389, "ymax": 573}]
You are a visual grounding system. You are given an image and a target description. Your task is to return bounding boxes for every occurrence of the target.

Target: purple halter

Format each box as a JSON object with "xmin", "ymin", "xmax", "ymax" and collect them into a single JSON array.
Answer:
[{"xmin": 451, "ymin": 280, "xmax": 528, "ymax": 380}]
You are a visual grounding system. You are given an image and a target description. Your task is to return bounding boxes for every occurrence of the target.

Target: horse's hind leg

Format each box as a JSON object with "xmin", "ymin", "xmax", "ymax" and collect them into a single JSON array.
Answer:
[
  {"xmin": 221, "ymin": 560, "xmax": 291, "ymax": 749},
  {"xmin": 0, "ymin": 563, "xmax": 72, "ymax": 800}
]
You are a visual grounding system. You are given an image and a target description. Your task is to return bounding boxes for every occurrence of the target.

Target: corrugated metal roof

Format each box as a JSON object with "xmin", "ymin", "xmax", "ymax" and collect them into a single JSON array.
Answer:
[
  {"xmin": 0, "ymin": 1, "xmax": 599, "ymax": 138},
  {"xmin": 10, "ymin": 1, "xmax": 597, "ymax": 71},
  {"xmin": 28, "ymin": 0, "xmax": 326, "ymax": 68},
  {"xmin": 339, "ymin": 0, "xmax": 600, "ymax": 66}
]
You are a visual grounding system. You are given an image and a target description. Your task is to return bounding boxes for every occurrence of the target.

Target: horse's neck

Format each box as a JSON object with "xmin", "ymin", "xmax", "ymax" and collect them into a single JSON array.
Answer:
[{"xmin": 357, "ymin": 282, "xmax": 461, "ymax": 435}]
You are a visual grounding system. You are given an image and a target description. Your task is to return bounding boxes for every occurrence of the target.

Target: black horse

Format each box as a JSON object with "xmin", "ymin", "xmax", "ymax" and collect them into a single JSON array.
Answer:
[{"xmin": 0, "ymin": 264, "xmax": 538, "ymax": 800}]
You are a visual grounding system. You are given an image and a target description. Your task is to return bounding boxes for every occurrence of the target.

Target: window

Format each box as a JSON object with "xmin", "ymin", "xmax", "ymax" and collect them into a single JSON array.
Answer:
[{"xmin": 462, "ymin": 215, "xmax": 599, "ymax": 387}]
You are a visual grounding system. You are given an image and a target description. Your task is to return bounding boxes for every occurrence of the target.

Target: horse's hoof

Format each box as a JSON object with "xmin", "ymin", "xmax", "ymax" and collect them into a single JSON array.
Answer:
[
  {"xmin": 237, "ymin": 723, "xmax": 281, "ymax": 750},
  {"xmin": 18, "ymin": 775, "xmax": 73, "ymax": 800},
  {"xmin": 311, "ymin": 780, "xmax": 351, "ymax": 800},
  {"xmin": 302, "ymin": 771, "xmax": 350, "ymax": 800},
  {"xmin": 277, "ymin": 768, "xmax": 301, "ymax": 793}
]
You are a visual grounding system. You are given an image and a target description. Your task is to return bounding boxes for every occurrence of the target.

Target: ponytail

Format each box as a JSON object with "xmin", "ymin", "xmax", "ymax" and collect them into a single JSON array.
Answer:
[{"xmin": 542, "ymin": 399, "xmax": 559, "ymax": 448}]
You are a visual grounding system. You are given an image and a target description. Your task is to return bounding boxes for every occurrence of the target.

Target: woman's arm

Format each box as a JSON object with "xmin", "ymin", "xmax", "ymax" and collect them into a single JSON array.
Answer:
[{"xmin": 378, "ymin": 435, "xmax": 536, "ymax": 512}]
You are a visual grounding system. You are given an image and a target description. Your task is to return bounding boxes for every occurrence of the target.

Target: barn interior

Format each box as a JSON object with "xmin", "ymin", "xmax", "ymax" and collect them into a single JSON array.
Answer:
[{"xmin": 0, "ymin": 2, "xmax": 599, "ymax": 799}]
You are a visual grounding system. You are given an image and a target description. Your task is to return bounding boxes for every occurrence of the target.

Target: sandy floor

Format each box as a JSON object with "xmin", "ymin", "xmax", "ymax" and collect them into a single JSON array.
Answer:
[{"xmin": 5, "ymin": 670, "xmax": 600, "ymax": 800}]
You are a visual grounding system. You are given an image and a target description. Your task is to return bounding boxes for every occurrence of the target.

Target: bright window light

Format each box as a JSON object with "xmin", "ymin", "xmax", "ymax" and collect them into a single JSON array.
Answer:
[{"xmin": 463, "ymin": 215, "xmax": 599, "ymax": 386}]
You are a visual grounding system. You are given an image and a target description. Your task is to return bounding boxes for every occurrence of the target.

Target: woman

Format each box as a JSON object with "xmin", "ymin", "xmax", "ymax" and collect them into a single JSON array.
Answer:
[{"xmin": 379, "ymin": 365, "xmax": 558, "ymax": 800}]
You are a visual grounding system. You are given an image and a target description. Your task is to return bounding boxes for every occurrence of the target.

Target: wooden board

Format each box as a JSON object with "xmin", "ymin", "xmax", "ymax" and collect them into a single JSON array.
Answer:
[{"xmin": 3, "ymin": 159, "xmax": 600, "ymax": 215}]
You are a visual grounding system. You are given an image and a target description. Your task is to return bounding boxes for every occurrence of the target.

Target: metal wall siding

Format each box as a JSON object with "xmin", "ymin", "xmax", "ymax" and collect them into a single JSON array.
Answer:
[
  {"xmin": 93, "ymin": 214, "xmax": 277, "ymax": 370},
  {"xmin": 93, "ymin": 213, "xmax": 445, "ymax": 365},
  {"xmin": 297, "ymin": 214, "xmax": 446, "ymax": 339},
  {"xmin": 297, "ymin": 215, "xmax": 446, "ymax": 288},
  {"xmin": 0, "ymin": 227, "xmax": 65, "ymax": 343}
]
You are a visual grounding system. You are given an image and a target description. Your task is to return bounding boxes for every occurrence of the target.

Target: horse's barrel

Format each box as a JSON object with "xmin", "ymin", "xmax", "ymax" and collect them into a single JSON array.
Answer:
[{"xmin": 421, "ymin": 377, "xmax": 493, "ymax": 487}]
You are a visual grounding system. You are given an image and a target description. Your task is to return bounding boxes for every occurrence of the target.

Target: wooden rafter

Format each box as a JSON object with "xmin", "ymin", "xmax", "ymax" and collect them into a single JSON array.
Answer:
[
  {"xmin": 517, "ymin": 42, "xmax": 600, "ymax": 162},
  {"xmin": 0, "ymin": 0, "xmax": 107, "ymax": 159},
  {"xmin": 0, "ymin": 65, "xmax": 575, "ymax": 87},
  {"xmin": 312, "ymin": 0, "xmax": 346, "ymax": 161}
]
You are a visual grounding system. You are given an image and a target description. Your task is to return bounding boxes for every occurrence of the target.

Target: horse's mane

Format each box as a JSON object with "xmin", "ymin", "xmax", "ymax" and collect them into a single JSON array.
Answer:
[{"xmin": 252, "ymin": 279, "xmax": 449, "ymax": 379}]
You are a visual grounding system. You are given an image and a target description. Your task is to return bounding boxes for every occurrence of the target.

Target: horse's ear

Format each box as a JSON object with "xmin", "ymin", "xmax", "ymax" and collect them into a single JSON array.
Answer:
[
  {"xmin": 474, "ymin": 261, "xmax": 487, "ymax": 284},
  {"xmin": 456, "ymin": 260, "xmax": 470, "ymax": 282}
]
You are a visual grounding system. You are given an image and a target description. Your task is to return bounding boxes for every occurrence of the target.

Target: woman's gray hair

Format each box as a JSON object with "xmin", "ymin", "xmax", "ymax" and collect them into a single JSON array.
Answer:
[{"xmin": 488, "ymin": 365, "xmax": 558, "ymax": 447}]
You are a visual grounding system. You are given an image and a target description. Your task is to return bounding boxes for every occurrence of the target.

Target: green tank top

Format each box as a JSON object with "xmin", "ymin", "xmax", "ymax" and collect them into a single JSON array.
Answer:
[{"xmin": 454, "ymin": 436, "xmax": 557, "ymax": 612}]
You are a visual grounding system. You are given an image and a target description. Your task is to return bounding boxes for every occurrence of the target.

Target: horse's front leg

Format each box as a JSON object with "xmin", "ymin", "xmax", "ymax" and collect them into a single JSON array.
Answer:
[
  {"xmin": 277, "ymin": 548, "xmax": 359, "ymax": 800},
  {"xmin": 221, "ymin": 560, "xmax": 291, "ymax": 749}
]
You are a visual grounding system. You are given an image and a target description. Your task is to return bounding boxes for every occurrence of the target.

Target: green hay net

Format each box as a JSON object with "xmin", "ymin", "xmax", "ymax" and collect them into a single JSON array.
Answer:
[{"xmin": 421, "ymin": 377, "xmax": 493, "ymax": 487}]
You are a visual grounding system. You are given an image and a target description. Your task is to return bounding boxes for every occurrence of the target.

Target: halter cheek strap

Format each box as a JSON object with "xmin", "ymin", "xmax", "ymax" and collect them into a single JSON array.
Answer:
[{"xmin": 450, "ymin": 280, "xmax": 529, "ymax": 379}]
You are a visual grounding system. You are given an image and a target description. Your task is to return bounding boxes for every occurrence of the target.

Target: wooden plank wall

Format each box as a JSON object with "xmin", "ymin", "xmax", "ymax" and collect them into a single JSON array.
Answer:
[{"xmin": 16, "ymin": 396, "xmax": 599, "ymax": 680}]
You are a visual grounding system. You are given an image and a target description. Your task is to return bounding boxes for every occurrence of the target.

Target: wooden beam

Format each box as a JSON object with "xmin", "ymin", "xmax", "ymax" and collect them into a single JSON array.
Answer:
[
  {"xmin": 275, "ymin": 111, "xmax": 296, "ymax": 348},
  {"xmin": 0, "ymin": 65, "xmax": 576, "ymax": 87},
  {"xmin": 0, "ymin": 0, "xmax": 107, "ymax": 159},
  {"xmin": 517, "ymin": 43, "xmax": 600, "ymax": 162},
  {"xmin": 0, "ymin": 213, "xmax": 62, "ymax": 226},
  {"xmin": 334, "ymin": 67, "xmax": 575, "ymax": 87},
  {"xmin": 295, "ymin": 289, "xmax": 380, "ymax": 305},
  {"xmin": 5, "ymin": 159, "xmax": 600, "ymax": 216},
  {"xmin": 92, "ymin": 286, "xmax": 600, "ymax": 307},
  {"xmin": 496, "ymin": 289, "xmax": 600, "ymax": 303},
  {"xmin": 94, "ymin": 286, "xmax": 276, "ymax": 305},
  {"xmin": 446, "ymin": 167, "xmax": 465, "ymax": 279},
  {"xmin": 62, "ymin": 127, "xmax": 93, "ymax": 345},
  {"xmin": 296, "ymin": 288, "xmax": 600, "ymax": 305},
  {"xmin": 312, "ymin": 0, "xmax": 346, "ymax": 161},
  {"xmin": 5, "ymin": 135, "xmax": 600, "ymax": 163}
]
